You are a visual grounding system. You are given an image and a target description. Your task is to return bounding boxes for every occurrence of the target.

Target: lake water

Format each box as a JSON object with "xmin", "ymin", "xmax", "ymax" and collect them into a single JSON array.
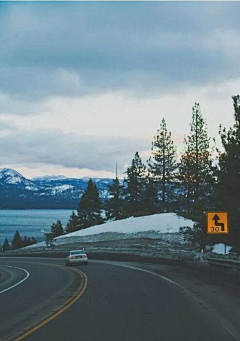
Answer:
[{"xmin": 0, "ymin": 209, "xmax": 75, "ymax": 246}]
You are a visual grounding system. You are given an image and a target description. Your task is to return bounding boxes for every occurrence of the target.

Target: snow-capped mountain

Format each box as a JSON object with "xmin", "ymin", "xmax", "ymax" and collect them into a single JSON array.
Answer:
[
  {"xmin": 0, "ymin": 168, "xmax": 114, "ymax": 209},
  {"xmin": 0, "ymin": 168, "xmax": 38, "ymax": 190},
  {"xmin": 32, "ymin": 175, "xmax": 67, "ymax": 182}
]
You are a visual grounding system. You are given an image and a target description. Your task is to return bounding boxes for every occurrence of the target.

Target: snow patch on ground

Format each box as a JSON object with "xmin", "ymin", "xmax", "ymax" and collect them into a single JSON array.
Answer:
[
  {"xmin": 212, "ymin": 243, "xmax": 232, "ymax": 255},
  {"xmin": 57, "ymin": 212, "xmax": 194, "ymax": 240}
]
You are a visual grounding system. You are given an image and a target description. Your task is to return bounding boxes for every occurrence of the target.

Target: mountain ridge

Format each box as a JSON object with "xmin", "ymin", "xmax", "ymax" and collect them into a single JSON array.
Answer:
[{"xmin": 0, "ymin": 168, "xmax": 114, "ymax": 209}]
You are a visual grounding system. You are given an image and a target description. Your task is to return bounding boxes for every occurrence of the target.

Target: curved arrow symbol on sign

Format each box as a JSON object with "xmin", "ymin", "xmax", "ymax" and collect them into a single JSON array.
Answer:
[{"xmin": 212, "ymin": 214, "xmax": 225, "ymax": 232}]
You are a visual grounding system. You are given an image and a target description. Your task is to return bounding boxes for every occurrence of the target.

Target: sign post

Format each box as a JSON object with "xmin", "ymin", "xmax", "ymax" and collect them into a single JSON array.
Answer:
[{"xmin": 207, "ymin": 212, "xmax": 229, "ymax": 235}]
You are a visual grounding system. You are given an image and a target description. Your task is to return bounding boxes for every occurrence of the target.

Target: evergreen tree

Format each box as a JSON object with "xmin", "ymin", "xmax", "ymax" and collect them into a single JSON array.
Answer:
[
  {"xmin": 179, "ymin": 103, "xmax": 213, "ymax": 216},
  {"xmin": 178, "ymin": 139, "xmax": 192, "ymax": 214},
  {"xmin": 148, "ymin": 118, "xmax": 177, "ymax": 211},
  {"xmin": 77, "ymin": 179, "xmax": 104, "ymax": 229},
  {"xmin": 66, "ymin": 211, "xmax": 79, "ymax": 233},
  {"xmin": 12, "ymin": 230, "xmax": 23, "ymax": 249},
  {"xmin": 23, "ymin": 236, "xmax": 28, "ymax": 247},
  {"xmin": 3, "ymin": 238, "xmax": 10, "ymax": 252},
  {"xmin": 216, "ymin": 95, "xmax": 240, "ymax": 249},
  {"xmin": 31, "ymin": 237, "xmax": 37, "ymax": 245},
  {"xmin": 143, "ymin": 176, "xmax": 158, "ymax": 214},
  {"xmin": 124, "ymin": 152, "xmax": 146, "ymax": 214},
  {"xmin": 106, "ymin": 177, "xmax": 124, "ymax": 220},
  {"xmin": 45, "ymin": 232, "xmax": 54, "ymax": 247},
  {"xmin": 50, "ymin": 220, "xmax": 65, "ymax": 238},
  {"xmin": 180, "ymin": 213, "xmax": 214, "ymax": 251}
]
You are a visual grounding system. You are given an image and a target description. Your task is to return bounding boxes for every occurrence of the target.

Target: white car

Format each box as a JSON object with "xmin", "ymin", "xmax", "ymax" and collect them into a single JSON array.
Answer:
[{"xmin": 65, "ymin": 250, "xmax": 88, "ymax": 266}]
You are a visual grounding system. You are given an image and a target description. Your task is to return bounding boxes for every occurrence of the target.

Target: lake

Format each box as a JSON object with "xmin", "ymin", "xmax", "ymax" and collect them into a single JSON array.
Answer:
[{"xmin": 0, "ymin": 209, "xmax": 75, "ymax": 246}]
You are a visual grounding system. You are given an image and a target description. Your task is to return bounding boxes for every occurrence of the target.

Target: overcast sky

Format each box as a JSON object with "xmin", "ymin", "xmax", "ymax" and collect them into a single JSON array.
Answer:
[{"xmin": 0, "ymin": 2, "xmax": 239, "ymax": 179}]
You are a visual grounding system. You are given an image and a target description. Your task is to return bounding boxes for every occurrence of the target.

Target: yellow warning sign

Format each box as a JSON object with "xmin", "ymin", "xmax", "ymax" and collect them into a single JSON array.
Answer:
[{"xmin": 207, "ymin": 212, "xmax": 229, "ymax": 234}]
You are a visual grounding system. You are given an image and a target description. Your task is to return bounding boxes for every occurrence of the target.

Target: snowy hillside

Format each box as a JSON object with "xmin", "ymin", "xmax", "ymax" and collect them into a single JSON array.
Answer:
[{"xmin": 58, "ymin": 212, "xmax": 194, "ymax": 240}]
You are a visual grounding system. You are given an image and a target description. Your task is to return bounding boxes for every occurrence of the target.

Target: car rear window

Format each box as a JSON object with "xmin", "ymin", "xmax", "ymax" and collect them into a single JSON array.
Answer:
[{"xmin": 70, "ymin": 251, "xmax": 85, "ymax": 255}]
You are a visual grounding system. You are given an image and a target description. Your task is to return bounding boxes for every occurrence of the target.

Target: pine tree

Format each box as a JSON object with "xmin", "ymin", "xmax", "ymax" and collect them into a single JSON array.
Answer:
[
  {"xmin": 31, "ymin": 237, "xmax": 37, "ymax": 245},
  {"xmin": 148, "ymin": 118, "xmax": 177, "ymax": 212},
  {"xmin": 77, "ymin": 179, "xmax": 104, "ymax": 229},
  {"xmin": 216, "ymin": 95, "xmax": 240, "ymax": 249},
  {"xmin": 50, "ymin": 220, "xmax": 65, "ymax": 238},
  {"xmin": 66, "ymin": 211, "xmax": 79, "ymax": 233},
  {"xmin": 179, "ymin": 103, "xmax": 213, "ymax": 216},
  {"xmin": 180, "ymin": 213, "xmax": 214, "ymax": 251},
  {"xmin": 12, "ymin": 230, "xmax": 23, "ymax": 249},
  {"xmin": 3, "ymin": 238, "xmax": 10, "ymax": 252},
  {"xmin": 143, "ymin": 176, "xmax": 159, "ymax": 214},
  {"xmin": 124, "ymin": 152, "xmax": 146, "ymax": 214},
  {"xmin": 106, "ymin": 177, "xmax": 124, "ymax": 220},
  {"xmin": 23, "ymin": 236, "xmax": 28, "ymax": 247},
  {"xmin": 45, "ymin": 232, "xmax": 54, "ymax": 247}
]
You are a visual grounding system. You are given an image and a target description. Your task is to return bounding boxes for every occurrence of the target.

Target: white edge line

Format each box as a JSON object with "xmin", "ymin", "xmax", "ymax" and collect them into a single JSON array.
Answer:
[
  {"xmin": 92, "ymin": 260, "xmax": 239, "ymax": 341},
  {"xmin": 0, "ymin": 265, "xmax": 30, "ymax": 294}
]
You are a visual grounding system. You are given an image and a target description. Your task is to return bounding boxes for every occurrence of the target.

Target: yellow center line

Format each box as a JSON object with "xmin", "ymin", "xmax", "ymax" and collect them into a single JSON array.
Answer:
[{"xmin": 13, "ymin": 267, "xmax": 88, "ymax": 341}]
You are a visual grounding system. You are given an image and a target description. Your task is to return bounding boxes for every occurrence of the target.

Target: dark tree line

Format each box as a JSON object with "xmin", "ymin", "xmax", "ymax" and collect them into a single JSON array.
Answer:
[{"xmin": 1, "ymin": 230, "xmax": 37, "ymax": 252}]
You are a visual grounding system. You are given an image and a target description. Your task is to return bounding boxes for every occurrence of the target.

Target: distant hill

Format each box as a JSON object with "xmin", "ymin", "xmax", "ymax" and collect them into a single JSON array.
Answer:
[{"xmin": 0, "ymin": 168, "xmax": 114, "ymax": 209}]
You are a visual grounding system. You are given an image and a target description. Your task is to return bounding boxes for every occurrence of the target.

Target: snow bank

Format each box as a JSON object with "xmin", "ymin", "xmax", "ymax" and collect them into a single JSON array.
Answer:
[{"xmin": 57, "ymin": 212, "xmax": 194, "ymax": 239}]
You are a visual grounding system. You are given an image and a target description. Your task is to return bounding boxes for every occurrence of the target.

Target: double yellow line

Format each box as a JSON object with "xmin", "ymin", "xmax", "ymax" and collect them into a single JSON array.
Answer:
[{"xmin": 14, "ymin": 267, "xmax": 88, "ymax": 341}]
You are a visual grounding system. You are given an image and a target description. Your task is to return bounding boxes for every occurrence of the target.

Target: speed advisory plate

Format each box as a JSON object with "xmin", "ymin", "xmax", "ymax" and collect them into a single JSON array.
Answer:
[{"xmin": 207, "ymin": 212, "xmax": 229, "ymax": 234}]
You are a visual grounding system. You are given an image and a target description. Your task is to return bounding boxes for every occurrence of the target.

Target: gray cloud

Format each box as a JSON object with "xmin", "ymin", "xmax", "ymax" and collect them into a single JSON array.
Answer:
[
  {"xmin": 0, "ymin": 2, "xmax": 240, "ymax": 106},
  {"xmin": 0, "ymin": 121, "xmax": 16, "ymax": 131},
  {"xmin": 0, "ymin": 128, "xmax": 149, "ymax": 171}
]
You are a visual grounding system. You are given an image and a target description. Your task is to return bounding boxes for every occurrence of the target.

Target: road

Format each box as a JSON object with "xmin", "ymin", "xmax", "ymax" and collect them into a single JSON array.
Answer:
[{"xmin": 0, "ymin": 257, "xmax": 240, "ymax": 341}]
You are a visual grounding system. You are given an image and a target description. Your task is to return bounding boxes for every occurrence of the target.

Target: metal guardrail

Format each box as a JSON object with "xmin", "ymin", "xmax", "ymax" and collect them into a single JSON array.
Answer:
[{"xmin": 207, "ymin": 257, "xmax": 240, "ymax": 269}]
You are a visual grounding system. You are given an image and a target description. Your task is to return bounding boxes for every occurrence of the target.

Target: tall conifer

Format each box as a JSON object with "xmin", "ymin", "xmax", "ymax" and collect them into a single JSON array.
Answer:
[
  {"xmin": 106, "ymin": 176, "xmax": 124, "ymax": 220},
  {"xmin": 217, "ymin": 95, "xmax": 240, "ymax": 248},
  {"xmin": 12, "ymin": 230, "xmax": 23, "ymax": 249},
  {"xmin": 124, "ymin": 152, "xmax": 146, "ymax": 214},
  {"xmin": 3, "ymin": 238, "xmax": 10, "ymax": 252},
  {"xmin": 148, "ymin": 118, "xmax": 177, "ymax": 211},
  {"xmin": 77, "ymin": 179, "xmax": 103, "ymax": 229},
  {"xmin": 66, "ymin": 211, "xmax": 79, "ymax": 233},
  {"xmin": 179, "ymin": 103, "xmax": 213, "ymax": 215}
]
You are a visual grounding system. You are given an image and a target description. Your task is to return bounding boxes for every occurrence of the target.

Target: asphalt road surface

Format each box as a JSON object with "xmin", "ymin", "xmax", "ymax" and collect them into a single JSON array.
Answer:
[{"xmin": 0, "ymin": 257, "xmax": 240, "ymax": 341}]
